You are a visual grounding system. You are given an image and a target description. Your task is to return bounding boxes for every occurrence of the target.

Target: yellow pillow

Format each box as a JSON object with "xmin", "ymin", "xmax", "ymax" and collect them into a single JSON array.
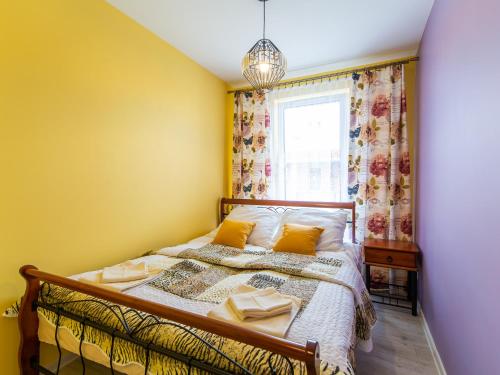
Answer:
[
  {"xmin": 212, "ymin": 220, "xmax": 256, "ymax": 249},
  {"xmin": 273, "ymin": 223, "xmax": 324, "ymax": 256}
]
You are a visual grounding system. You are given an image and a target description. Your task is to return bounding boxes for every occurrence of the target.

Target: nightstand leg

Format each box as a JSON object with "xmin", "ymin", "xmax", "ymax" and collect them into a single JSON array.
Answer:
[
  {"xmin": 409, "ymin": 271, "xmax": 418, "ymax": 316},
  {"xmin": 365, "ymin": 265, "xmax": 371, "ymax": 294}
]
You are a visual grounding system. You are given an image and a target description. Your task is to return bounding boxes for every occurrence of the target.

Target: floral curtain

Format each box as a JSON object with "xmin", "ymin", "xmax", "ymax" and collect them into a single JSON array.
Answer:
[
  {"xmin": 232, "ymin": 91, "xmax": 271, "ymax": 199},
  {"xmin": 348, "ymin": 65, "xmax": 412, "ymax": 289}
]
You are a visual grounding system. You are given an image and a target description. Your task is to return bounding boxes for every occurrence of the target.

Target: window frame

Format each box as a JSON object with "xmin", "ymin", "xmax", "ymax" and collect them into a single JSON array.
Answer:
[{"xmin": 270, "ymin": 90, "xmax": 350, "ymax": 201}]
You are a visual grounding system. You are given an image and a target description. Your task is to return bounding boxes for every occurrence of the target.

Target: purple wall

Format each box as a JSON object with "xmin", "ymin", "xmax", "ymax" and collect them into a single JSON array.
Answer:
[{"xmin": 417, "ymin": 0, "xmax": 500, "ymax": 374}]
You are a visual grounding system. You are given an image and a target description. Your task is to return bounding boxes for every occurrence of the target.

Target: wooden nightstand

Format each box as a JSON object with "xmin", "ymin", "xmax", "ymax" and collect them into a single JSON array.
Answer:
[{"xmin": 363, "ymin": 238, "xmax": 419, "ymax": 316}]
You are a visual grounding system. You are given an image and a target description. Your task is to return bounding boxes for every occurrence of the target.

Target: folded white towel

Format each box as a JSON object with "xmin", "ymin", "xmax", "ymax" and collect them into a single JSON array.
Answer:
[
  {"xmin": 101, "ymin": 261, "xmax": 148, "ymax": 283},
  {"xmin": 228, "ymin": 287, "xmax": 293, "ymax": 320},
  {"xmin": 78, "ymin": 261, "xmax": 164, "ymax": 291},
  {"xmin": 207, "ymin": 285, "xmax": 301, "ymax": 338}
]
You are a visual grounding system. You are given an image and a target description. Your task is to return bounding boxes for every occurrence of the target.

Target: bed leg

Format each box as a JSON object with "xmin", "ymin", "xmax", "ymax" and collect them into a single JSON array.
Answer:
[
  {"xmin": 18, "ymin": 265, "xmax": 41, "ymax": 375},
  {"xmin": 305, "ymin": 340, "xmax": 320, "ymax": 375}
]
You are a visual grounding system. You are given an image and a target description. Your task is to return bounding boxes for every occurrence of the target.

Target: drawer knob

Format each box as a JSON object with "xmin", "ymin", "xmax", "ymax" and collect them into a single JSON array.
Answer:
[{"xmin": 386, "ymin": 256, "xmax": 393, "ymax": 263}]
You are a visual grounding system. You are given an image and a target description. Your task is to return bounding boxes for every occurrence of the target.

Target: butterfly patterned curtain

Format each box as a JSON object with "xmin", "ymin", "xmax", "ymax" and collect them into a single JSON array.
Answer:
[
  {"xmin": 348, "ymin": 65, "xmax": 412, "ymax": 289},
  {"xmin": 232, "ymin": 91, "xmax": 271, "ymax": 199}
]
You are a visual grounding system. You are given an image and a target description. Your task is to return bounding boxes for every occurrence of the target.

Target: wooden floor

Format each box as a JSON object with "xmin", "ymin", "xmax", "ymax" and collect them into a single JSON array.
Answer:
[
  {"xmin": 58, "ymin": 303, "xmax": 438, "ymax": 374},
  {"xmin": 357, "ymin": 304, "xmax": 439, "ymax": 375},
  {"xmin": 59, "ymin": 360, "xmax": 122, "ymax": 375}
]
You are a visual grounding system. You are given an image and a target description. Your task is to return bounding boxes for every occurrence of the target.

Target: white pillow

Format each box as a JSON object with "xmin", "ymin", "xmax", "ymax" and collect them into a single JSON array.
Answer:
[
  {"xmin": 275, "ymin": 208, "xmax": 348, "ymax": 251},
  {"xmin": 208, "ymin": 206, "xmax": 281, "ymax": 249}
]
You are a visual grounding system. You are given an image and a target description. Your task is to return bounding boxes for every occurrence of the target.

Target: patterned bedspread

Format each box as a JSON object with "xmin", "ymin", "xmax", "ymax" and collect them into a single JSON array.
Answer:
[
  {"xmin": 153, "ymin": 244, "xmax": 375, "ymax": 343},
  {"xmin": 6, "ymin": 243, "xmax": 376, "ymax": 375}
]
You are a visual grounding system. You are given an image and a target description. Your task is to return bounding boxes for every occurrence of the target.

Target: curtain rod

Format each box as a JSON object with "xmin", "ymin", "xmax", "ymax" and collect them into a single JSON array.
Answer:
[{"xmin": 228, "ymin": 56, "xmax": 419, "ymax": 94}]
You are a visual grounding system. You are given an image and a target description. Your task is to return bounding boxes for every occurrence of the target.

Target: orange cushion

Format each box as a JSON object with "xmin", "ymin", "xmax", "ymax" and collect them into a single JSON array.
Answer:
[
  {"xmin": 212, "ymin": 220, "xmax": 256, "ymax": 249},
  {"xmin": 273, "ymin": 223, "xmax": 324, "ymax": 256}
]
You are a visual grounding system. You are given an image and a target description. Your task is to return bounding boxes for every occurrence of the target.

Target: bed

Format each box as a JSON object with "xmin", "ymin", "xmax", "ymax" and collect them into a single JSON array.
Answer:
[{"xmin": 14, "ymin": 198, "xmax": 376, "ymax": 375}]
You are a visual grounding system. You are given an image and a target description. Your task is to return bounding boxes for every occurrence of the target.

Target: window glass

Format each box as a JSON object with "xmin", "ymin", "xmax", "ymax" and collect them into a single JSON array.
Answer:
[{"xmin": 271, "ymin": 93, "xmax": 348, "ymax": 201}]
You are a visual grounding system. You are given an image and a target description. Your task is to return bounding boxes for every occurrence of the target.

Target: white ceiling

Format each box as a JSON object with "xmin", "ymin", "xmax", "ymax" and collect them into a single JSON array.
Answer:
[{"xmin": 107, "ymin": 0, "xmax": 434, "ymax": 87}]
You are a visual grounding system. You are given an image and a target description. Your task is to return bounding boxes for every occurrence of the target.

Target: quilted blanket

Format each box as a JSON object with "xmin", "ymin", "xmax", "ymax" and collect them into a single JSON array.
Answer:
[
  {"xmin": 5, "ymin": 244, "xmax": 376, "ymax": 375},
  {"xmin": 154, "ymin": 244, "xmax": 376, "ymax": 343}
]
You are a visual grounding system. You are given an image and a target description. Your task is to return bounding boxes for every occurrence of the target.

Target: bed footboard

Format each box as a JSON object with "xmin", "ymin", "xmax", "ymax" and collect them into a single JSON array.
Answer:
[
  {"xmin": 18, "ymin": 265, "xmax": 41, "ymax": 375},
  {"xmin": 18, "ymin": 265, "xmax": 321, "ymax": 375}
]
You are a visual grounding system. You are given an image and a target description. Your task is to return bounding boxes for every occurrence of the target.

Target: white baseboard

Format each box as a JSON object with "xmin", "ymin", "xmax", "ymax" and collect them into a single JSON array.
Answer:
[{"xmin": 420, "ymin": 305, "xmax": 447, "ymax": 375}]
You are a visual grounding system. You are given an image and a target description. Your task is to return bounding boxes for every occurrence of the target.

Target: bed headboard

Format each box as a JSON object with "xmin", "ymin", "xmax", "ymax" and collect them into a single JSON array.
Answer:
[{"xmin": 220, "ymin": 198, "xmax": 357, "ymax": 243}]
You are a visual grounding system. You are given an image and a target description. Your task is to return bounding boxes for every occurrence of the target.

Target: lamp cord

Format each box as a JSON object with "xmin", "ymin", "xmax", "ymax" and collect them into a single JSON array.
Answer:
[{"xmin": 263, "ymin": 0, "xmax": 266, "ymax": 39}]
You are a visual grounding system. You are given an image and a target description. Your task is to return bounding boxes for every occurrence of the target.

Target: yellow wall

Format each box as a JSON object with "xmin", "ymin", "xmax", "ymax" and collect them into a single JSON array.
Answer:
[
  {"xmin": 0, "ymin": 1, "xmax": 226, "ymax": 372},
  {"xmin": 225, "ymin": 61, "xmax": 418, "ymax": 200}
]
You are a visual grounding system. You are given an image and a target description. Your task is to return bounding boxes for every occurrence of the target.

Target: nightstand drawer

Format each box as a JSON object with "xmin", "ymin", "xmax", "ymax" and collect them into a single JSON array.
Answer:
[{"xmin": 364, "ymin": 247, "xmax": 417, "ymax": 269}]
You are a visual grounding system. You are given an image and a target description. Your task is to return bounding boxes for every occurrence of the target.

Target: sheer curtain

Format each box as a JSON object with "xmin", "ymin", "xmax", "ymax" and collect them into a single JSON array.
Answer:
[{"xmin": 268, "ymin": 78, "xmax": 351, "ymax": 201}]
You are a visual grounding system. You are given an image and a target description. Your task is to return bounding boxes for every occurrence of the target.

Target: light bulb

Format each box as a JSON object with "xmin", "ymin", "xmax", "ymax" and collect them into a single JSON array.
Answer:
[{"xmin": 258, "ymin": 63, "xmax": 270, "ymax": 73}]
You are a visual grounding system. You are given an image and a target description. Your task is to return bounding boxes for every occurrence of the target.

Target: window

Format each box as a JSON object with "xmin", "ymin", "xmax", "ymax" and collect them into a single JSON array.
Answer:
[{"xmin": 270, "ymin": 92, "xmax": 349, "ymax": 201}]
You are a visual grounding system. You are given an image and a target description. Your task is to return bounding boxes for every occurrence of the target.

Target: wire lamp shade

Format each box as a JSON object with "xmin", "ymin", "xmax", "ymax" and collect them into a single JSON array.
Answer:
[
  {"xmin": 242, "ymin": 39, "xmax": 287, "ymax": 93},
  {"xmin": 242, "ymin": 0, "xmax": 286, "ymax": 93}
]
